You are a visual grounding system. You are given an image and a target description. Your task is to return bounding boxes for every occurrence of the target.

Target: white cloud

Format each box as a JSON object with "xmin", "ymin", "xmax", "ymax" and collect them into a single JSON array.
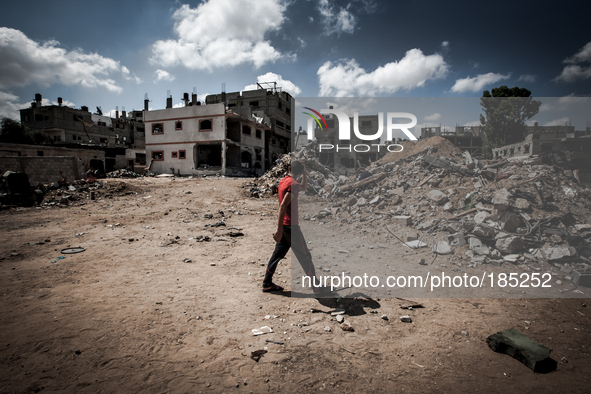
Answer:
[
  {"xmin": 543, "ymin": 117, "xmax": 570, "ymax": 127},
  {"xmin": 540, "ymin": 94, "xmax": 590, "ymax": 112},
  {"xmin": 155, "ymin": 69, "xmax": 175, "ymax": 82},
  {"xmin": 441, "ymin": 41, "xmax": 449, "ymax": 48},
  {"xmin": 554, "ymin": 65, "xmax": 591, "ymax": 82},
  {"xmin": 564, "ymin": 42, "xmax": 591, "ymax": 64},
  {"xmin": 150, "ymin": 0, "xmax": 287, "ymax": 70},
  {"xmin": 317, "ymin": 0, "xmax": 356, "ymax": 36},
  {"xmin": 450, "ymin": 72, "xmax": 511, "ymax": 93},
  {"xmin": 555, "ymin": 41, "xmax": 591, "ymax": 82},
  {"xmin": 518, "ymin": 74, "xmax": 536, "ymax": 83},
  {"xmin": 0, "ymin": 27, "xmax": 127, "ymax": 93},
  {"xmin": 0, "ymin": 91, "xmax": 29, "ymax": 119},
  {"xmin": 423, "ymin": 112, "xmax": 441, "ymax": 122},
  {"xmin": 122, "ymin": 66, "xmax": 142, "ymax": 84},
  {"xmin": 463, "ymin": 120, "xmax": 482, "ymax": 127},
  {"xmin": 317, "ymin": 49, "xmax": 448, "ymax": 96},
  {"xmin": 243, "ymin": 72, "xmax": 302, "ymax": 96}
]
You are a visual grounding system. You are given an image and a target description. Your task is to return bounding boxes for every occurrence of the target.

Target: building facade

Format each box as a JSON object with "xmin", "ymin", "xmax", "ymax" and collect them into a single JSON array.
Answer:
[
  {"xmin": 205, "ymin": 85, "xmax": 293, "ymax": 169},
  {"xmin": 144, "ymin": 101, "xmax": 269, "ymax": 176}
]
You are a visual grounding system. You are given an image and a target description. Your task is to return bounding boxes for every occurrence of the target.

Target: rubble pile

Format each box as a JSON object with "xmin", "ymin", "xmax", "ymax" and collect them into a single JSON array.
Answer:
[
  {"xmin": 106, "ymin": 169, "xmax": 143, "ymax": 178},
  {"xmin": 244, "ymin": 142, "xmax": 344, "ymax": 198},
  {"xmin": 298, "ymin": 137, "xmax": 591, "ymax": 286}
]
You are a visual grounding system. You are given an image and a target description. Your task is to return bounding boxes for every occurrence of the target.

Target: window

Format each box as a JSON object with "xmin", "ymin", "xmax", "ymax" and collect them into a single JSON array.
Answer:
[
  {"xmin": 255, "ymin": 129, "xmax": 262, "ymax": 139},
  {"xmin": 175, "ymin": 121, "xmax": 182, "ymax": 130},
  {"xmin": 249, "ymin": 101, "xmax": 259, "ymax": 106},
  {"xmin": 100, "ymin": 138, "xmax": 108, "ymax": 143},
  {"xmin": 200, "ymin": 119, "xmax": 212, "ymax": 131},
  {"xmin": 98, "ymin": 121, "xmax": 106, "ymax": 126},
  {"xmin": 276, "ymin": 120, "xmax": 285, "ymax": 129},
  {"xmin": 255, "ymin": 149, "xmax": 262, "ymax": 161},
  {"xmin": 278, "ymin": 102, "xmax": 282, "ymax": 110},
  {"xmin": 285, "ymin": 107, "xmax": 291, "ymax": 115},
  {"xmin": 179, "ymin": 150, "xmax": 186, "ymax": 159},
  {"xmin": 242, "ymin": 125, "xmax": 251, "ymax": 135},
  {"xmin": 151, "ymin": 151, "xmax": 163, "ymax": 161},
  {"xmin": 152, "ymin": 123, "xmax": 163, "ymax": 134},
  {"xmin": 52, "ymin": 135, "xmax": 61, "ymax": 142},
  {"xmin": 279, "ymin": 141, "xmax": 285, "ymax": 149},
  {"xmin": 35, "ymin": 114, "xmax": 43, "ymax": 121},
  {"xmin": 37, "ymin": 151, "xmax": 44, "ymax": 157},
  {"xmin": 172, "ymin": 151, "xmax": 178, "ymax": 158},
  {"xmin": 137, "ymin": 127, "xmax": 144, "ymax": 133}
]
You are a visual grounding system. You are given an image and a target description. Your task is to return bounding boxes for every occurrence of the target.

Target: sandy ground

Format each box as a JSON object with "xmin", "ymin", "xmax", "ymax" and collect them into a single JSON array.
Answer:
[{"xmin": 1, "ymin": 177, "xmax": 590, "ymax": 393}]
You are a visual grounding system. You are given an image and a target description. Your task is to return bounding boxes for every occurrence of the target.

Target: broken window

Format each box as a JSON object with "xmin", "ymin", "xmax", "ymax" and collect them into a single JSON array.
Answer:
[
  {"xmin": 179, "ymin": 150, "xmax": 186, "ymax": 159},
  {"xmin": 152, "ymin": 123, "xmax": 163, "ymax": 134},
  {"xmin": 256, "ymin": 129, "xmax": 262, "ymax": 139},
  {"xmin": 242, "ymin": 125, "xmax": 251, "ymax": 135},
  {"xmin": 255, "ymin": 149, "xmax": 262, "ymax": 161},
  {"xmin": 35, "ymin": 114, "xmax": 43, "ymax": 121},
  {"xmin": 241, "ymin": 151, "xmax": 252, "ymax": 168},
  {"xmin": 151, "ymin": 151, "xmax": 163, "ymax": 161},
  {"xmin": 276, "ymin": 120, "xmax": 284, "ymax": 129},
  {"xmin": 175, "ymin": 121, "xmax": 183, "ymax": 130},
  {"xmin": 285, "ymin": 107, "xmax": 291, "ymax": 115},
  {"xmin": 200, "ymin": 119, "xmax": 212, "ymax": 131},
  {"xmin": 249, "ymin": 101, "xmax": 259, "ymax": 106},
  {"xmin": 172, "ymin": 151, "xmax": 178, "ymax": 158}
]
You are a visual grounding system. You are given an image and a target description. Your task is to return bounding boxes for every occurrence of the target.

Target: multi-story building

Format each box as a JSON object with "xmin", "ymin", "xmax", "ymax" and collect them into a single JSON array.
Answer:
[
  {"xmin": 421, "ymin": 125, "xmax": 483, "ymax": 155},
  {"xmin": 143, "ymin": 95, "xmax": 269, "ymax": 176},
  {"xmin": 19, "ymin": 93, "xmax": 146, "ymax": 171},
  {"xmin": 205, "ymin": 83, "xmax": 293, "ymax": 169}
]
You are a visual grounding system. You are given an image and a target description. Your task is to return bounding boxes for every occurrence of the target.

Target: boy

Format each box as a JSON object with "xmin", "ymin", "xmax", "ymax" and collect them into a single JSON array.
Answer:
[{"xmin": 262, "ymin": 160, "xmax": 319, "ymax": 294}]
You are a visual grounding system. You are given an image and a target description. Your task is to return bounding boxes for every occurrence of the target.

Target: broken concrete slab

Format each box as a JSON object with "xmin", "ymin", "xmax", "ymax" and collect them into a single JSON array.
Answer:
[
  {"xmin": 486, "ymin": 328, "xmax": 557, "ymax": 373},
  {"xmin": 393, "ymin": 216, "xmax": 412, "ymax": 225},
  {"xmin": 496, "ymin": 236, "xmax": 525, "ymax": 254},
  {"xmin": 493, "ymin": 188, "xmax": 511, "ymax": 212},
  {"xmin": 572, "ymin": 270, "xmax": 591, "ymax": 287},
  {"xmin": 546, "ymin": 246, "xmax": 577, "ymax": 261},
  {"xmin": 427, "ymin": 190, "xmax": 449, "ymax": 206},
  {"xmin": 433, "ymin": 241, "xmax": 453, "ymax": 255}
]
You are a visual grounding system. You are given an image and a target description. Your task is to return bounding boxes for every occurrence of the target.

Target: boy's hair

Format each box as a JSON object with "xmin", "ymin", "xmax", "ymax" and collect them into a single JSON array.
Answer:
[{"xmin": 290, "ymin": 160, "xmax": 304, "ymax": 176}]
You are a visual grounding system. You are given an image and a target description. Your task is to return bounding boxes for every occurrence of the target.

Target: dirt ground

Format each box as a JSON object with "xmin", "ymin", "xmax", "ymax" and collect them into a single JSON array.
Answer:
[{"xmin": 1, "ymin": 177, "xmax": 590, "ymax": 393}]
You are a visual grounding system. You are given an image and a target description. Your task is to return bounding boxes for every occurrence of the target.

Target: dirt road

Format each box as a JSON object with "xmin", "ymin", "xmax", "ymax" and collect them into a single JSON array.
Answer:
[{"xmin": 1, "ymin": 178, "xmax": 589, "ymax": 393}]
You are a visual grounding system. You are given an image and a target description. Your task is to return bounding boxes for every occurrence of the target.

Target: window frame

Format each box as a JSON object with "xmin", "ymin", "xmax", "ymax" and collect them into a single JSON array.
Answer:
[
  {"xmin": 199, "ymin": 119, "xmax": 213, "ymax": 132},
  {"xmin": 152, "ymin": 123, "xmax": 164, "ymax": 135},
  {"xmin": 151, "ymin": 151, "xmax": 164, "ymax": 161},
  {"xmin": 179, "ymin": 150, "xmax": 186, "ymax": 159},
  {"xmin": 175, "ymin": 120, "xmax": 183, "ymax": 130},
  {"xmin": 171, "ymin": 151, "xmax": 178, "ymax": 159}
]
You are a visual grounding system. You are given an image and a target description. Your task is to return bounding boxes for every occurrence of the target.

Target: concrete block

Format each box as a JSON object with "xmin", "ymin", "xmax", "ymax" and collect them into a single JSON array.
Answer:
[
  {"xmin": 486, "ymin": 328, "xmax": 557, "ymax": 373},
  {"xmin": 392, "ymin": 216, "xmax": 411, "ymax": 225}
]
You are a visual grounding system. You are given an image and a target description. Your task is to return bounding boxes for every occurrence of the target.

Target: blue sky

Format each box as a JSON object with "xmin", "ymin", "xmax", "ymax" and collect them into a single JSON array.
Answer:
[{"xmin": 1, "ymin": 0, "xmax": 590, "ymax": 125}]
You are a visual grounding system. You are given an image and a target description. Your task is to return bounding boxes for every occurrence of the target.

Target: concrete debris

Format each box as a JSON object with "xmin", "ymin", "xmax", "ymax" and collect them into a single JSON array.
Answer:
[{"xmin": 239, "ymin": 136, "xmax": 591, "ymax": 277}]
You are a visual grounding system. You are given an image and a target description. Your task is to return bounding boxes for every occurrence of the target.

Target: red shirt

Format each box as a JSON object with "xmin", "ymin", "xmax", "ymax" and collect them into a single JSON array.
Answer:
[{"xmin": 278, "ymin": 175, "xmax": 300, "ymax": 226}]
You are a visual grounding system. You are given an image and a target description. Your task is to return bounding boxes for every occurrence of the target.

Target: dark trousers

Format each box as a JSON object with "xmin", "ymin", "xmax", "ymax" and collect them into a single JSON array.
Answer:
[{"xmin": 263, "ymin": 225, "xmax": 316, "ymax": 287}]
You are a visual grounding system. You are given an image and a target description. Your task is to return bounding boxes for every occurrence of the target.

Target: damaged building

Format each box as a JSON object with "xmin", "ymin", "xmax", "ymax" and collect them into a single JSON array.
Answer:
[
  {"xmin": 421, "ymin": 125, "xmax": 483, "ymax": 155},
  {"xmin": 492, "ymin": 123, "xmax": 591, "ymax": 169},
  {"xmin": 313, "ymin": 110, "xmax": 390, "ymax": 175},
  {"xmin": 205, "ymin": 83, "xmax": 293, "ymax": 169},
  {"xmin": 144, "ymin": 93, "xmax": 269, "ymax": 176},
  {"xmin": 19, "ymin": 93, "xmax": 146, "ymax": 172}
]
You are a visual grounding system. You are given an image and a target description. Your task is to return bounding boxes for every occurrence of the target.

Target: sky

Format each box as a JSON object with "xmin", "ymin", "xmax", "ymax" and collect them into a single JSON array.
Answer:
[{"xmin": 1, "ymin": 0, "xmax": 591, "ymax": 130}]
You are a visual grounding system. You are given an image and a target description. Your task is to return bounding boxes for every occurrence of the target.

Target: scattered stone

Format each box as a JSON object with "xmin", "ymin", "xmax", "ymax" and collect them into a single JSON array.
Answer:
[
  {"xmin": 433, "ymin": 241, "xmax": 453, "ymax": 255},
  {"xmin": 381, "ymin": 314, "xmax": 389, "ymax": 321},
  {"xmin": 183, "ymin": 258, "xmax": 192, "ymax": 263},
  {"xmin": 493, "ymin": 188, "xmax": 511, "ymax": 212},
  {"xmin": 496, "ymin": 236, "xmax": 524, "ymax": 254},
  {"xmin": 393, "ymin": 216, "xmax": 412, "ymax": 226},
  {"xmin": 341, "ymin": 322, "xmax": 354, "ymax": 332},
  {"xmin": 427, "ymin": 190, "xmax": 449, "ymax": 205},
  {"xmin": 443, "ymin": 202, "xmax": 454, "ymax": 212},
  {"xmin": 545, "ymin": 246, "xmax": 577, "ymax": 261},
  {"xmin": 324, "ymin": 326, "xmax": 332, "ymax": 332},
  {"xmin": 400, "ymin": 315, "xmax": 412, "ymax": 323},
  {"xmin": 515, "ymin": 198, "xmax": 531, "ymax": 211},
  {"xmin": 336, "ymin": 315, "xmax": 344, "ymax": 323},
  {"xmin": 418, "ymin": 258, "xmax": 427, "ymax": 265}
]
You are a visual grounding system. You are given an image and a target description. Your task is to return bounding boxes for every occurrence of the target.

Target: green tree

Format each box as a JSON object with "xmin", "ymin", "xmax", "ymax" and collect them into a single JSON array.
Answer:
[
  {"xmin": 0, "ymin": 117, "xmax": 48, "ymax": 145},
  {"xmin": 479, "ymin": 86, "xmax": 541, "ymax": 159}
]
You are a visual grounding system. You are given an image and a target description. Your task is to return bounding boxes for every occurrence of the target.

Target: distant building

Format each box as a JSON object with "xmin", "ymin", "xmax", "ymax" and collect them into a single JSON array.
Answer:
[
  {"xmin": 206, "ymin": 83, "xmax": 293, "ymax": 169},
  {"xmin": 492, "ymin": 124, "xmax": 591, "ymax": 168},
  {"xmin": 421, "ymin": 125, "xmax": 483, "ymax": 155},
  {"xmin": 19, "ymin": 93, "xmax": 146, "ymax": 172},
  {"xmin": 313, "ymin": 111, "xmax": 389, "ymax": 175},
  {"xmin": 143, "ymin": 96, "xmax": 269, "ymax": 176}
]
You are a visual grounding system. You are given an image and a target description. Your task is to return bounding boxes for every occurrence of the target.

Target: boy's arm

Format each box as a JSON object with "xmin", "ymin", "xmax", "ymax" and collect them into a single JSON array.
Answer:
[{"xmin": 274, "ymin": 192, "xmax": 292, "ymax": 243}]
